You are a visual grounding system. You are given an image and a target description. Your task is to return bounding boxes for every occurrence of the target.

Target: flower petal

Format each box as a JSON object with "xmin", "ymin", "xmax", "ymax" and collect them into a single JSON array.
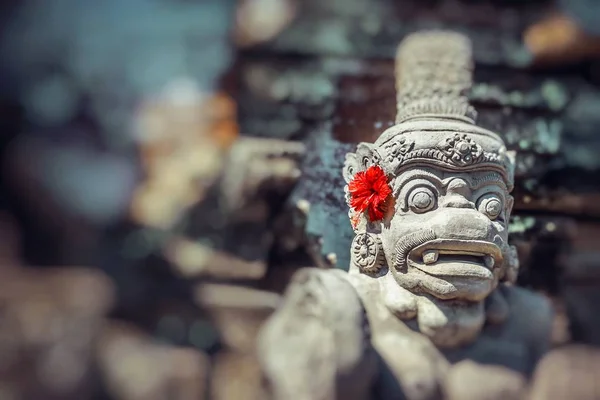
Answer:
[{"xmin": 347, "ymin": 165, "xmax": 391, "ymax": 222}]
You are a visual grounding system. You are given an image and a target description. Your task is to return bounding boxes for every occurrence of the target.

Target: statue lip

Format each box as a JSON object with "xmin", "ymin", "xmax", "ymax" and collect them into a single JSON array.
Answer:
[{"xmin": 408, "ymin": 239, "xmax": 503, "ymax": 279}]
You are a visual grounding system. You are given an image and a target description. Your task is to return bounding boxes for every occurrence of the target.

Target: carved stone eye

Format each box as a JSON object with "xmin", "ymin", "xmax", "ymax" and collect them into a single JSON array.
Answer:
[
  {"xmin": 408, "ymin": 187, "xmax": 436, "ymax": 213},
  {"xmin": 477, "ymin": 194, "xmax": 503, "ymax": 220}
]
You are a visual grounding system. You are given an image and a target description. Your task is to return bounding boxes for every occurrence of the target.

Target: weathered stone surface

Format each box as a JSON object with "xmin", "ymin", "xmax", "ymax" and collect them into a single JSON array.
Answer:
[
  {"xmin": 234, "ymin": 0, "xmax": 297, "ymax": 48},
  {"xmin": 248, "ymin": 0, "xmax": 546, "ymax": 67},
  {"xmin": 126, "ymin": 134, "xmax": 306, "ymax": 281},
  {"xmin": 257, "ymin": 268, "xmax": 376, "ymax": 400},
  {"xmin": 96, "ymin": 321, "xmax": 209, "ymax": 400},
  {"xmin": 238, "ymin": 17, "xmax": 600, "ymax": 219},
  {"xmin": 131, "ymin": 89, "xmax": 238, "ymax": 230},
  {"xmin": 164, "ymin": 236, "xmax": 267, "ymax": 280},
  {"xmin": 240, "ymin": 60, "xmax": 600, "ymax": 221},
  {"xmin": 290, "ymin": 127, "xmax": 356, "ymax": 268},
  {"xmin": 0, "ymin": 267, "xmax": 115, "ymax": 399},
  {"xmin": 211, "ymin": 352, "xmax": 264, "ymax": 400},
  {"xmin": 219, "ymin": 137, "xmax": 305, "ymax": 214},
  {"xmin": 444, "ymin": 360, "xmax": 526, "ymax": 400},
  {"xmin": 196, "ymin": 285, "xmax": 282, "ymax": 400},
  {"xmin": 195, "ymin": 284, "xmax": 280, "ymax": 353},
  {"xmin": 529, "ymin": 345, "xmax": 600, "ymax": 400},
  {"xmin": 525, "ymin": 10, "xmax": 600, "ymax": 66}
]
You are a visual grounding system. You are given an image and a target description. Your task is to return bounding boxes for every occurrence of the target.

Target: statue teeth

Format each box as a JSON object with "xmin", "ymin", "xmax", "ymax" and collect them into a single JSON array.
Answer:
[
  {"xmin": 422, "ymin": 250, "xmax": 439, "ymax": 264},
  {"xmin": 485, "ymin": 255, "xmax": 495, "ymax": 269}
]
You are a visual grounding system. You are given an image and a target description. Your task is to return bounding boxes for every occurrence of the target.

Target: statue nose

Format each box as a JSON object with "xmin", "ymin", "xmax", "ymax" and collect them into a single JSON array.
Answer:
[
  {"xmin": 440, "ymin": 178, "xmax": 475, "ymax": 209},
  {"xmin": 441, "ymin": 194, "xmax": 476, "ymax": 209},
  {"xmin": 432, "ymin": 208, "xmax": 494, "ymax": 241}
]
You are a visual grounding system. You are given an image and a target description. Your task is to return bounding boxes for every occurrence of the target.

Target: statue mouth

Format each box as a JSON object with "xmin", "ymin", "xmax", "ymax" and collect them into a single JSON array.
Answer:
[{"xmin": 407, "ymin": 239, "xmax": 502, "ymax": 279}]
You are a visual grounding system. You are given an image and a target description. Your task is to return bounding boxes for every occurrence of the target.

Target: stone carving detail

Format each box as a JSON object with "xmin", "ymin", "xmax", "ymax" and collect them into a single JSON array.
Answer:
[
  {"xmin": 350, "ymin": 232, "xmax": 385, "ymax": 275},
  {"xmin": 370, "ymin": 133, "xmax": 511, "ymax": 182},
  {"xmin": 259, "ymin": 30, "xmax": 553, "ymax": 400},
  {"xmin": 342, "ymin": 143, "xmax": 381, "ymax": 182},
  {"xmin": 357, "ymin": 143, "xmax": 382, "ymax": 169},
  {"xmin": 394, "ymin": 31, "xmax": 477, "ymax": 124},
  {"xmin": 437, "ymin": 133, "xmax": 484, "ymax": 166},
  {"xmin": 383, "ymin": 136, "xmax": 415, "ymax": 162}
]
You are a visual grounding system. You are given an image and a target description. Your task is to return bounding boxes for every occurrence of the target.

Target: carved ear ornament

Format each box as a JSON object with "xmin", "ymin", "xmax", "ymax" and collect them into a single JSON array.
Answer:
[{"xmin": 350, "ymin": 231, "xmax": 386, "ymax": 275}]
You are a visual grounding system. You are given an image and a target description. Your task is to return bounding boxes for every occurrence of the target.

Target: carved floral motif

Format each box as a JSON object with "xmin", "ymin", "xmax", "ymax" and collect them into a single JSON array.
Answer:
[
  {"xmin": 437, "ymin": 133, "xmax": 484, "ymax": 166},
  {"xmin": 384, "ymin": 136, "xmax": 415, "ymax": 163}
]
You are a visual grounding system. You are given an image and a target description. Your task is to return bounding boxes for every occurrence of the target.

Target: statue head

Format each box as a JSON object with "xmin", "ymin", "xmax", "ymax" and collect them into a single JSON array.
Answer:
[{"xmin": 343, "ymin": 31, "xmax": 519, "ymax": 347}]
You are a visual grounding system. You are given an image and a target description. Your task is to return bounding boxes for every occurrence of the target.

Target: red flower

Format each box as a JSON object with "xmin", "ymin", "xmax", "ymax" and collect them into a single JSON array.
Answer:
[{"xmin": 348, "ymin": 166, "xmax": 392, "ymax": 222}]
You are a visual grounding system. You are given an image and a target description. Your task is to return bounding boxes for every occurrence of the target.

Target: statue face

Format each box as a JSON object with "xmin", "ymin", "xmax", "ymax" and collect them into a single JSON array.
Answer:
[{"xmin": 379, "ymin": 166, "xmax": 513, "ymax": 302}]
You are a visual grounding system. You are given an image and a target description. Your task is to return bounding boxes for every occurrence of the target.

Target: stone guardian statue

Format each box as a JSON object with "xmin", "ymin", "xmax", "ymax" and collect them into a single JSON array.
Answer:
[{"xmin": 257, "ymin": 31, "xmax": 553, "ymax": 400}]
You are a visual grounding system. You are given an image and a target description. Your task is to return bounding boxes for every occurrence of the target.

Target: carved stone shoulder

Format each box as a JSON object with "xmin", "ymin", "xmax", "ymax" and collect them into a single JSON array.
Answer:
[{"xmin": 257, "ymin": 268, "xmax": 376, "ymax": 400}]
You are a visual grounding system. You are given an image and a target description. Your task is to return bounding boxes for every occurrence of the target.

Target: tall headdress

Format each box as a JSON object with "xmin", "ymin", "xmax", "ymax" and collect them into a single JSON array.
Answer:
[{"xmin": 343, "ymin": 31, "xmax": 515, "ymax": 229}]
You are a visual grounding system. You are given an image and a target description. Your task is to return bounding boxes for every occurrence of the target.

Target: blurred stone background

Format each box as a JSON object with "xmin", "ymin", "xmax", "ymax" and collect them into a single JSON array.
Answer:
[{"xmin": 1, "ymin": 0, "xmax": 600, "ymax": 399}]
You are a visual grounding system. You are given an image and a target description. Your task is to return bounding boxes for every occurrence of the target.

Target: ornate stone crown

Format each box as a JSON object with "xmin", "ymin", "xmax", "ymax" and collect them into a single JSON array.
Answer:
[{"xmin": 343, "ymin": 31, "xmax": 515, "ymax": 193}]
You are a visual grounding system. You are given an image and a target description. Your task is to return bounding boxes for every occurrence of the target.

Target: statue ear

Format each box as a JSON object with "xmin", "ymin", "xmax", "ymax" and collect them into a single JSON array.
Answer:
[
  {"xmin": 343, "ymin": 153, "xmax": 359, "ymax": 184},
  {"xmin": 356, "ymin": 143, "xmax": 381, "ymax": 169},
  {"xmin": 343, "ymin": 143, "xmax": 383, "ymax": 184}
]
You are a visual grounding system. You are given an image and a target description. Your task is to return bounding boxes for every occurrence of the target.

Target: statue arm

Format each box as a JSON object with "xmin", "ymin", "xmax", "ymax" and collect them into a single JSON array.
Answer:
[{"xmin": 257, "ymin": 268, "xmax": 377, "ymax": 400}]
